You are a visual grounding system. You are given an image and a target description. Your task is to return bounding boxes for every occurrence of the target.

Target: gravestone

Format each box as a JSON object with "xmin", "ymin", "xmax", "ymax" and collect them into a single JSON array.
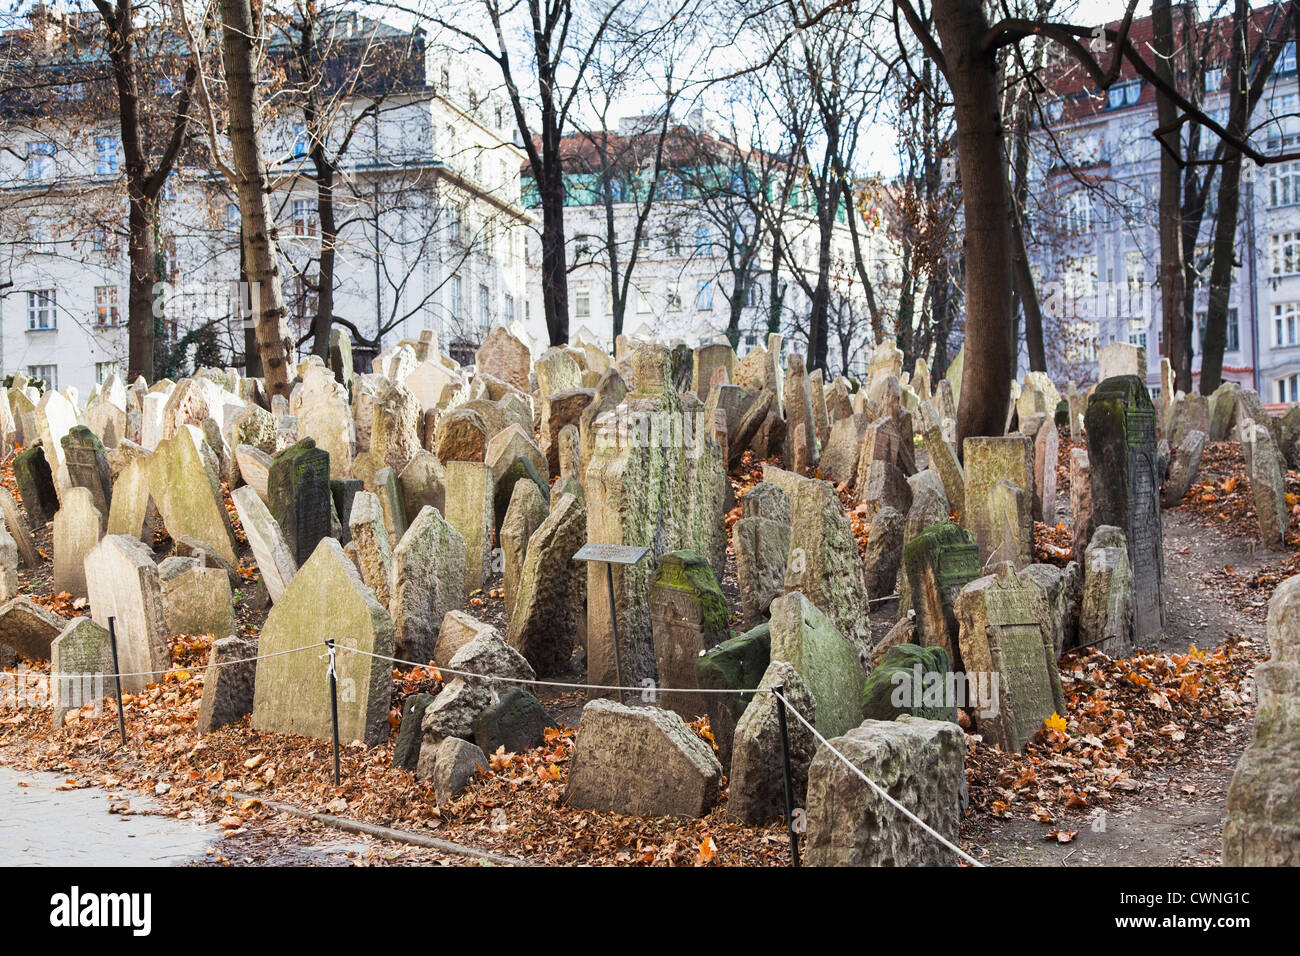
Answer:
[
  {"xmin": 769, "ymin": 590, "xmax": 866, "ymax": 739},
  {"xmin": 147, "ymin": 435, "xmax": 239, "ymax": 566},
  {"xmin": 230, "ymin": 485, "xmax": 296, "ymax": 602},
  {"xmin": 500, "ymin": 478, "xmax": 550, "ymax": 623},
  {"xmin": 61, "ymin": 425, "xmax": 113, "ymax": 519},
  {"xmin": 84, "ymin": 535, "xmax": 169, "ymax": 693},
  {"xmin": 902, "ymin": 521, "xmax": 980, "ymax": 669},
  {"xmin": 50, "ymin": 617, "xmax": 112, "ymax": 726},
  {"xmin": 53, "ymin": 487, "xmax": 102, "ymax": 599},
  {"xmin": 13, "ymin": 446, "xmax": 58, "ymax": 526},
  {"xmin": 647, "ymin": 550, "xmax": 729, "ymax": 719},
  {"xmin": 196, "ymin": 636, "xmax": 257, "ymax": 733},
  {"xmin": 1244, "ymin": 424, "xmax": 1289, "ymax": 550},
  {"xmin": 1162, "ymin": 429, "xmax": 1207, "ymax": 508},
  {"xmin": 390, "ymin": 506, "xmax": 466, "ymax": 663},
  {"xmin": 1085, "ymin": 376, "xmax": 1164, "ymax": 642},
  {"xmin": 1079, "ymin": 525, "xmax": 1135, "ymax": 655},
  {"xmin": 1032, "ymin": 419, "xmax": 1058, "ymax": 524},
  {"xmin": 507, "ymin": 492, "xmax": 587, "ymax": 676},
  {"xmin": 962, "ymin": 435, "xmax": 1034, "ymax": 568},
  {"xmin": 475, "ymin": 326, "xmax": 532, "ymax": 391},
  {"xmin": 252, "ymin": 538, "xmax": 394, "ymax": 746},
  {"xmin": 348, "ymin": 491, "xmax": 393, "ymax": 606},
  {"xmin": 955, "ymin": 564, "xmax": 1066, "ymax": 751},
  {"xmin": 728, "ymin": 660, "xmax": 815, "ymax": 825},
  {"xmin": 0, "ymin": 488, "xmax": 38, "ymax": 568},
  {"xmin": 444, "ymin": 461, "xmax": 494, "ymax": 597},
  {"xmin": 267, "ymin": 438, "xmax": 333, "ymax": 567}
]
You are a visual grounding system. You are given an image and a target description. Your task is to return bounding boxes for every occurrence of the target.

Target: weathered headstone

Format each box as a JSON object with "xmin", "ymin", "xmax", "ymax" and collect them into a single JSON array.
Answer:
[
  {"xmin": 13, "ymin": 446, "xmax": 58, "ymax": 526},
  {"xmin": 61, "ymin": 425, "xmax": 113, "ymax": 519},
  {"xmin": 728, "ymin": 660, "xmax": 815, "ymax": 825},
  {"xmin": 768, "ymin": 590, "xmax": 866, "ymax": 739},
  {"xmin": 53, "ymin": 487, "xmax": 102, "ymax": 599},
  {"xmin": 506, "ymin": 492, "xmax": 587, "ymax": 676},
  {"xmin": 902, "ymin": 521, "xmax": 980, "ymax": 668},
  {"xmin": 196, "ymin": 636, "xmax": 257, "ymax": 733},
  {"xmin": 267, "ymin": 438, "xmax": 332, "ymax": 568},
  {"xmin": 84, "ymin": 535, "xmax": 169, "ymax": 693},
  {"xmin": 49, "ymin": 617, "xmax": 111, "ymax": 726},
  {"xmin": 962, "ymin": 435, "xmax": 1033, "ymax": 568},
  {"xmin": 1244, "ymin": 424, "xmax": 1289, "ymax": 550},
  {"xmin": 646, "ymin": 550, "xmax": 729, "ymax": 718},
  {"xmin": 444, "ymin": 460, "xmax": 494, "ymax": 597},
  {"xmin": 1079, "ymin": 525, "xmax": 1135, "ymax": 655}
]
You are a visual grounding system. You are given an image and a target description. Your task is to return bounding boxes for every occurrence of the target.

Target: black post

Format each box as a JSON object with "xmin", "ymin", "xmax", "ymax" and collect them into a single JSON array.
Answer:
[
  {"xmin": 773, "ymin": 684, "xmax": 801, "ymax": 867},
  {"xmin": 107, "ymin": 616, "xmax": 127, "ymax": 748},
  {"xmin": 605, "ymin": 562, "xmax": 625, "ymax": 705},
  {"xmin": 326, "ymin": 639, "xmax": 340, "ymax": 785}
]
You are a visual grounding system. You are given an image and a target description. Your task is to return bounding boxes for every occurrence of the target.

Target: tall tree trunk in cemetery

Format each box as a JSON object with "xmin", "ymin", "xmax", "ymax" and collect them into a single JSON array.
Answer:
[
  {"xmin": 927, "ymin": 0, "xmax": 1016, "ymax": 443},
  {"xmin": 91, "ymin": 0, "xmax": 197, "ymax": 382},
  {"xmin": 1152, "ymin": 0, "xmax": 1192, "ymax": 393},
  {"xmin": 218, "ymin": 0, "xmax": 295, "ymax": 397},
  {"xmin": 1010, "ymin": 107, "xmax": 1047, "ymax": 374}
]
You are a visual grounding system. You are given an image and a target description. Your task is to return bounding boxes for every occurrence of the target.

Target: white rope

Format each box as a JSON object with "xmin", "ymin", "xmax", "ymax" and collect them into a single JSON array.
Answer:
[
  {"xmin": 0, "ymin": 642, "xmax": 327, "ymax": 683},
  {"xmin": 772, "ymin": 688, "xmax": 984, "ymax": 867}
]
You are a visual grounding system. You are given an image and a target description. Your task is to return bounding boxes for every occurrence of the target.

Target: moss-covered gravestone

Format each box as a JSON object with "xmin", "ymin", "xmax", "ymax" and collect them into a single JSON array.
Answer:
[
  {"xmin": 769, "ymin": 590, "xmax": 866, "ymax": 739},
  {"xmin": 648, "ymin": 550, "xmax": 730, "ymax": 719},
  {"xmin": 695, "ymin": 622, "xmax": 770, "ymax": 768},
  {"xmin": 252, "ymin": 538, "xmax": 393, "ymax": 747},
  {"xmin": 267, "ymin": 438, "xmax": 332, "ymax": 568},
  {"xmin": 61, "ymin": 425, "xmax": 113, "ymax": 519},
  {"xmin": 1085, "ymin": 375, "xmax": 1164, "ymax": 642},
  {"xmin": 13, "ymin": 445, "xmax": 58, "ymax": 526},
  {"xmin": 961, "ymin": 434, "xmax": 1033, "ymax": 568},
  {"xmin": 147, "ymin": 435, "xmax": 238, "ymax": 565},
  {"xmin": 862, "ymin": 644, "xmax": 958, "ymax": 723},
  {"xmin": 903, "ymin": 521, "xmax": 979, "ymax": 670}
]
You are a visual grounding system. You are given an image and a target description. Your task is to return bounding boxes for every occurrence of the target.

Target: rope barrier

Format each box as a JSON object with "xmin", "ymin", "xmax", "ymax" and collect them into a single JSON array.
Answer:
[{"xmin": 0, "ymin": 642, "xmax": 327, "ymax": 683}]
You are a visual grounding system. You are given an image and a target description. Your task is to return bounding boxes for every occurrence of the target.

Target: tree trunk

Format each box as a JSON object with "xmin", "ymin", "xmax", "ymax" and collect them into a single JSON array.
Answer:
[
  {"xmin": 126, "ymin": 195, "xmax": 157, "ymax": 380},
  {"xmin": 312, "ymin": 160, "xmax": 337, "ymax": 361},
  {"xmin": 931, "ymin": 0, "xmax": 1015, "ymax": 444},
  {"xmin": 1153, "ymin": 0, "xmax": 1191, "ymax": 392},
  {"xmin": 219, "ymin": 0, "xmax": 294, "ymax": 396},
  {"xmin": 1011, "ymin": 108, "xmax": 1046, "ymax": 373}
]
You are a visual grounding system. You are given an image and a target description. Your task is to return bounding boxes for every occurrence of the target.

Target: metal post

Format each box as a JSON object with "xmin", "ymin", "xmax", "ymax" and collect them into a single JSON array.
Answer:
[
  {"xmin": 107, "ymin": 616, "xmax": 127, "ymax": 748},
  {"xmin": 773, "ymin": 684, "xmax": 801, "ymax": 867},
  {"xmin": 326, "ymin": 639, "xmax": 341, "ymax": 785},
  {"xmin": 605, "ymin": 562, "xmax": 624, "ymax": 705}
]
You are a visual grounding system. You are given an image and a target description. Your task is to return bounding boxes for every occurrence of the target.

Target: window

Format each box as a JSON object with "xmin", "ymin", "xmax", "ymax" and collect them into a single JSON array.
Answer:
[
  {"xmin": 26, "ymin": 290, "xmax": 56, "ymax": 330},
  {"xmin": 696, "ymin": 279, "xmax": 713, "ymax": 311},
  {"xmin": 1272, "ymin": 233, "xmax": 1300, "ymax": 275},
  {"xmin": 667, "ymin": 283, "xmax": 682, "ymax": 312},
  {"xmin": 27, "ymin": 365, "xmax": 57, "ymax": 390},
  {"xmin": 1205, "ymin": 68, "xmax": 1224, "ymax": 94},
  {"xmin": 574, "ymin": 288, "xmax": 591, "ymax": 318},
  {"xmin": 1282, "ymin": 41, "xmax": 1297, "ymax": 75},
  {"xmin": 504, "ymin": 293, "xmax": 515, "ymax": 325},
  {"xmin": 695, "ymin": 224, "xmax": 711, "ymax": 254},
  {"xmin": 1127, "ymin": 319, "xmax": 1147, "ymax": 349},
  {"xmin": 26, "ymin": 141, "xmax": 54, "ymax": 180},
  {"xmin": 636, "ymin": 284, "xmax": 651, "ymax": 314},
  {"xmin": 666, "ymin": 228, "xmax": 682, "ymax": 257},
  {"xmin": 479, "ymin": 284, "xmax": 490, "ymax": 323},
  {"xmin": 1271, "ymin": 154, "xmax": 1300, "ymax": 207},
  {"xmin": 448, "ymin": 209, "xmax": 462, "ymax": 243},
  {"xmin": 661, "ymin": 174, "xmax": 682, "ymax": 200},
  {"xmin": 95, "ymin": 136, "xmax": 119, "ymax": 175},
  {"xmin": 449, "ymin": 275, "xmax": 462, "ymax": 317},
  {"xmin": 94, "ymin": 285, "xmax": 119, "ymax": 327},
  {"xmin": 292, "ymin": 199, "xmax": 318, "ymax": 237},
  {"xmin": 1279, "ymin": 374, "xmax": 1300, "ymax": 403},
  {"xmin": 226, "ymin": 203, "xmax": 240, "ymax": 233},
  {"xmin": 1064, "ymin": 190, "xmax": 1093, "ymax": 234},
  {"xmin": 1106, "ymin": 80, "xmax": 1142, "ymax": 109},
  {"xmin": 1125, "ymin": 251, "xmax": 1146, "ymax": 314},
  {"xmin": 292, "ymin": 125, "xmax": 309, "ymax": 158},
  {"xmin": 95, "ymin": 362, "xmax": 118, "ymax": 384},
  {"xmin": 1274, "ymin": 301, "xmax": 1300, "ymax": 347},
  {"xmin": 1064, "ymin": 256, "xmax": 1097, "ymax": 308},
  {"xmin": 746, "ymin": 282, "xmax": 760, "ymax": 308}
]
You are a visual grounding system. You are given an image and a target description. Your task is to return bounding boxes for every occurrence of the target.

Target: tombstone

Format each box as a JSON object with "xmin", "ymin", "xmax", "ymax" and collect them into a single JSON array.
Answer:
[
  {"xmin": 53, "ymin": 487, "xmax": 102, "ymax": 599},
  {"xmin": 902, "ymin": 521, "xmax": 980, "ymax": 669},
  {"xmin": 769, "ymin": 591, "xmax": 866, "ymax": 739},
  {"xmin": 267, "ymin": 438, "xmax": 332, "ymax": 568},
  {"xmin": 1032, "ymin": 418, "xmax": 1059, "ymax": 524},
  {"xmin": 897, "ymin": 472, "xmax": 953, "ymax": 615},
  {"xmin": 804, "ymin": 716, "xmax": 964, "ymax": 867},
  {"xmin": 728, "ymin": 660, "xmax": 816, "ymax": 825},
  {"xmin": 1208, "ymin": 381, "xmax": 1240, "ymax": 441},
  {"xmin": 0, "ymin": 488, "xmax": 38, "ymax": 569},
  {"xmin": 84, "ymin": 535, "xmax": 169, "ymax": 693},
  {"xmin": 474, "ymin": 326, "xmax": 531, "ymax": 391},
  {"xmin": 1223, "ymin": 574, "xmax": 1300, "ymax": 865},
  {"xmin": 35, "ymin": 388, "xmax": 78, "ymax": 495},
  {"xmin": 644, "ymin": 550, "xmax": 729, "ymax": 718},
  {"xmin": 297, "ymin": 362, "xmax": 354, "ymax": 480},
  {"xmin": 162, "ymin": 562, "xmax": 233, "ymax": 638},
  {"xmin": 783, "ymin": 475, "xmax": 872, "ymax": 653},
  {"xmin": 148, "ymin": 435, "xmax": 239, "ymax": 566},
  {"xmin": 962, "ymin": 435, "xmax": 1033, "ymax": 569},
  {"xmin": 500, "ymin": 478, "xmax": 550, "ymax": 623},
  {"xmin": 1079, "ymin": 525, "xmax": 1135, "ymax": 655},
  {"xmin": 370, "ymin": 380, "xmax": 422, "ymax": 474},
  {"xmin": 920, "ymin": 405, "xmax": 965, "ymax": 522},
  {"xmin": 732, "ymin": 499, "xmax": 791, "ymax": 627},
  {"xmin": 955, "ymin": 563, "xmax": 1066, "ymax": 751},
  {"xmin": 1244, "ymin": 424, "xmax": 1290, "ymax": 550},
  {"xmin": 819, "ymin": 413, "xmax": 869, "ymax": 486},
  {"xmin": 1085, "ymin": 376, "xmax": 1164, "ymax": 642},
  {"xmin": 348, "ymin": 491, "xmax": 393, "ymax": 606},
  {"xmin": 390, "ymin": 506, "xmax": 467, "ymax": 663},
  {"xmin": 433, "ymin": 407, "xmax": 489, "ymax": 464},
  {"xmin": 692, "ymin": 343, "xmax": 735, "ymax": 403},
  {"xmin": 564, "ymin": 699, "xmax": 723, "ymax": 819},
  {"xmin": 444, "ymin": 460, "xmax": 494, "ymax": 597},
  {"xmin": 863, "ymin": 504, "xmax": 905, "ymax": 600},
  {"xmin": 507, "ymin": 492, "xmax": 587, "ymax": 676},
  {"xmin": 1097, "ymin": 342, "xmax": 1145, "ymax": 382},
  {"xmin": 13, "ymin": 446, "xmax": 58, "ymax": 526},
  {"xmin": 49, "ymin": 617, "xmax": 112, "ymax": 726},
  {"xmin": 231, "ymin": 486, "xmax": 296, "ymax": 603},
  {"xmin": 328, "ymin": 326, "xmax": 355, "ymax": 394},
  {"xmin": 986, "ymin": 479, "xmax": 1032, "ymax": 570},
  {"xmin": 396, "ymin": 451, "xmax": 445, "ymax": 526},
  {"xmin": 782, "ymin": 353, "xmax": 819, "ymax": 470},
  {"xmin": 1163, "ymin": 429, "xmax": 1207, "ymax": 508},
  {"xmin": 61, "ymin": 425, "xmax": 113, "ymax": 520},
  {"xmin": 418, "ymin": 628, "xmax": 534, "ymax": 744},
  {"xmin": 253, "ymin": 538, "xmax": 394, "ymax": 746}
]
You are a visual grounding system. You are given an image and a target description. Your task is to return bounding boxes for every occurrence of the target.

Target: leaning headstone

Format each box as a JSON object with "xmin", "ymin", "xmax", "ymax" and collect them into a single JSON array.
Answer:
[
  {"xmin": 728, "ymin": 660, "xmax": 815, "ymax": 825},
  {"xmin": 955, "ymin": 563, "xmax": 1066, "ymax": 751},
  {"xmin": 147, "ymin": 435, "xmax": 239, "ymax": 565},
  {"xmin": 564, "ymin": 699, "xmax": 723, "ymax": 818},
  {"xmin": 392, "ymin": 692, "xmax": 436, "ymax": 770},
  {"xmin": 196, "ymin": 636, "xmax": 257, "ymax": 733},
  {"xmin": 84, "ymin": 535, "xmax": 169, "ymax": 693},
  {"xmin": 13, "ymin": 446, "xmax": 58, "ymax": 526},
  {"xmin": 646, "ymin": 550, "xmax": 729, "ymax": 718},
  {"xmin": 768, "ymin": 590, "xmax": 866, "ymax": 739},
  {"xmin": 163, "ymin": 560, "xmax": 233, "ymax": 638},
  {"xmin": 390, "ymin": 506, "xmax": 466, "ymax": 664},
  {"xmin": 694, "ymin": 622, "xmax": 771, "ymax": 769},
  {"xmin": 253, "ymin": 538, "xmax": 394, "ymax": 746},
  {"xmin": 267, "ymin": 438, "xmax": 333, "ymax": 568},
  {"xmin": 1032, "ymin": 419, "xmax": 1059, "ymax": 524},
  {"xmin": 1085, "ymin": 376, "xmax": 1164, "ymax": 642},
  {"xmin": 902, "ymin": 521, "xmax": 980, "ymax": 668},
  {"xmin": 348, "ymin": 491, "xmax": 393, "ymax": 607},
  {"xmin": 1162, "ymin": 429, "xmax": 1207, "ymax": 508},
  {"xmin": 1223, "ymin": 574, "xmax": 1300, "ymax": 865},
  {"xmin": 230, "ymin": 485, "xmax": 296, "ymax": 602},
  {"xmin": 53, "ymin": 488, "xmax": 102, "ymax": 599},
  {"xmin": 1244, "ymin": 424, "xmax": 1289, "ymax": 550},
  {"xmin": 475, "ymin": 326, "xmax": 532, "ymax": 391},
  {"xmin": 732, "ymin": 483, "xmax": 791, "ymax": 626},
  {"xmin": 0, "ymin": 595, "xmax": 67, "ymax": 661},
  {"xmin": 0, "ymin": 488, "xmax": 38, "ymax": 569},
  {"xmin": 500, "ymin": 478, "xmax": 549, "ymax": 623},
  {"xmin": 419, "ymin": 629, "xmax": 535, "ymax": 743},
  {"xmin": 507, "ymin": 492, "xmax": 586, "ymax": 676},
  {"xmin": 862, "ymin": 504, "xmax": 905, "ymax": 601},
  {"xmin": 804, "ymin": 715, "xmax": 965, "ymax": 867},
  {"xmin": 472, "ymin": 686, "xmax": 556, "ymax": 756}
]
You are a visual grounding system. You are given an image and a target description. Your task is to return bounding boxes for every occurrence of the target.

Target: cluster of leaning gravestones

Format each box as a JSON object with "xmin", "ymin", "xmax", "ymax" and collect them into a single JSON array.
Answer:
[{"xmin": 0, "ymin": 329, "xmax": 1292, "ymax": 865}]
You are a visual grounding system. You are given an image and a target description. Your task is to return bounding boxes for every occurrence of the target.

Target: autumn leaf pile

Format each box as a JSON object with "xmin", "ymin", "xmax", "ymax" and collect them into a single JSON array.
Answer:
[{"xmin": 964, "ymin": 636, "xmax": 1260, "ymax": 826}]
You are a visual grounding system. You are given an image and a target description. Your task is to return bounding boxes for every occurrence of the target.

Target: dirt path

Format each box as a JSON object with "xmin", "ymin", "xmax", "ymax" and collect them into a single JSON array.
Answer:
[{"xmin": 963, "ymin": 503, "xmax": 1271, "ymax": 866}]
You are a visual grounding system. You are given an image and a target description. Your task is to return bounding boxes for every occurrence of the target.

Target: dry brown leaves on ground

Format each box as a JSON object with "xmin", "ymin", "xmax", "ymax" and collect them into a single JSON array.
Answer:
[{"xmin": 966, "ymin": 636, "xmax": 1260, "ymax": 825}]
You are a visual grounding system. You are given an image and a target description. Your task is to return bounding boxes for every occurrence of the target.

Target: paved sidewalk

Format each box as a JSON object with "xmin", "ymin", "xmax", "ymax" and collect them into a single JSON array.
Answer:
[{"xmin": 0, "ymin": 765, "xmax": 217, "ymax": 866}]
